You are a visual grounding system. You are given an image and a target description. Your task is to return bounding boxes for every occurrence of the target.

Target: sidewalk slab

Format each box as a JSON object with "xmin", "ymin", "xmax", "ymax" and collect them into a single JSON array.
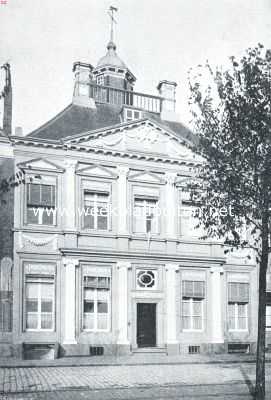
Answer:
[{"xmin": 1, "ymin": 352, "xmax": 271, "ymax": 368}]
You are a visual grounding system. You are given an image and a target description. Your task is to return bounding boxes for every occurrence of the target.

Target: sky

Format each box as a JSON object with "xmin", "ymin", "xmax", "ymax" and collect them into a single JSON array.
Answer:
[{"xmin": 0, "ymin": 0, "xmax": 271, "ymax": 135}]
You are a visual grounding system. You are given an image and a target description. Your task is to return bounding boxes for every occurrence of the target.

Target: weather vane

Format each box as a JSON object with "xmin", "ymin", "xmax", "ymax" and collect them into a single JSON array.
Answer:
[{"xmin": 108, "ymin": 6, "xmax": 118, "ymax": 43}]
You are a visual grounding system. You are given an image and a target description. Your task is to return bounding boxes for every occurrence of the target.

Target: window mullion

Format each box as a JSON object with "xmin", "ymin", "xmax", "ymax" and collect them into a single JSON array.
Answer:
[{"xmin": 94, "ymin": 289, "xmax": 98, "ymax": 330}]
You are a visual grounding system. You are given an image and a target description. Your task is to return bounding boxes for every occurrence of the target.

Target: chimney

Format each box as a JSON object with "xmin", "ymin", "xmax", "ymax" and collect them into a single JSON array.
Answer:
[
  {"xmin": 157, "ymin": 80, "xmax": 179, "ymax": 122},
  {"xmin": 15, "ymin": 126, "xmax": 23, "ymax": 136},
  {"xmin": 1, "ymin": 63, "xmax": 12, "ymax": 136},
  {"xmin": 72, "ymin": 62, "xmax": 96, "ymax": 109}
]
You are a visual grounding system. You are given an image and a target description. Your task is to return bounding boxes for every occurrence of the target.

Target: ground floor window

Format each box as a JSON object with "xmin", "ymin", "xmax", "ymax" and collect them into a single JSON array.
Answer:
[
  {"xmin": 83, "ymin": 275, "xmax": 111, "ymax": 331},
  {"xmin": 228, "ymin": 282, "xmax": 249, "ymax": 331},
  {"xmin": 182, "ymin": 280, "xmax": 205, "ymax": 330},
  {"xmin": 25, "ymin": 275, "xmax": 55, "ymax": 331}
]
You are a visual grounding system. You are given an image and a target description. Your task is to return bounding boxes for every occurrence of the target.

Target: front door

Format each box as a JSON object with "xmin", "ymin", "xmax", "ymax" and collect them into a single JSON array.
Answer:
[{"xmin": 137, "ymin": 303, "xmax": 156, "ymax": 347}]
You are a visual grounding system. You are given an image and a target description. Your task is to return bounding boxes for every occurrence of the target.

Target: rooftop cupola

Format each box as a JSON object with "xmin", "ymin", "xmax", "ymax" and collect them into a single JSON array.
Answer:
[{"xmin": 93, "ymin": 6, "xmax": 136, "ymax": 91}]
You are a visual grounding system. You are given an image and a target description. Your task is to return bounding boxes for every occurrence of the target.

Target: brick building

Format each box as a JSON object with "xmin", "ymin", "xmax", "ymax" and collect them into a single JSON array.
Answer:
[{"xmin": 1, "ymin": 32, "xmax": 270, "ymax": 359}]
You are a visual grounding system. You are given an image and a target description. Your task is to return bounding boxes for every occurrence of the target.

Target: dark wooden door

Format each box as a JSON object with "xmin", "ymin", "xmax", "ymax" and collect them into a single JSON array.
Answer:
[{"xmin": 137, "ymin": 303, "xmax": 156, "ymax": 348}]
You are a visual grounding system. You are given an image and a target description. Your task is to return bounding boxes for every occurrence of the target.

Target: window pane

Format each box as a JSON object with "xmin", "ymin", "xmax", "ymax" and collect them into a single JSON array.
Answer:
[
  {"xmin": 193, "ymin": 316, "xmax": 202, "ymax": 330},
  {"xmin": 84, "ymin": 207, "xmax": 95, "ymax": 229},
  {"xmin": 182, "ymin": 316, "xmax": 190, "ymax": 330},
  {"xmin": 27, "ymin": 184, "xmax": 41, "ymax": 206},
  {"xmin": 84, "ymin": 288, "xmax": 95, "ymax": 300},
  {"xmin": 27, "ymin": 206, "xmax": 39, "ymax": 224},
  {"xmin": 84, "ymin": 301, "xmax": 94, "ymax": 313},
  {"xmin": 238, "ymin": 303, "xmax": 247, "ymax": 317},
  {"xmin": 193, "ymin": 301, "xmax": 202, "ymax": 316},
  {"xmin": 26, "ymin": 282, "xmax": 38, "ymax": 298},
  {"xmin": 26, "ymin": 300, "xmax": 38, "ymax": 312},
  {"xmin": 41, "ymin": 313, "xmax": 53, "ymax": 329},
  {"xmin": 42, "ymin": 208, "xmax": 54, "ymax": 225},
  {"xmin": 41, "ymin": 185, "xmax": 55, "ymax": 207},
  {"xmin": 97, "ymin": 314, "xmax": 108, "ymax": 330},
  {"xmin": 26, "ymin": 313, "xmax": 38, "ymax": 329},
  {"xmin": 182, "ymin": 300, "xmax": 190, "ymax": 316},
  {"xmin": 134, "ymin": 203, "xmax": 145, "ymax": 233},
  {"xmin": 97, "ymin": 302, "xmax": 108, "ymax": 313},
  {"xmin": 228, "ymin": 303, "xmax": 235, "ymax": 329},
  {"xmin": 41, "ymin": 300, "xmax": 52, "ymax": 313},
  {"xmin": 97, "ymin": 214, "xmax": 108, "ymax": 230},
  {"xmin": 83, "ymin": 313, "xmax": 94, "ymax": 330},
  {"xmin": 41, "ymin": 283, "xmax": 54, "ymax": 298},
  {"xmin": 238, "ymin": 317, "xmax": 247, "ymax": 330}
]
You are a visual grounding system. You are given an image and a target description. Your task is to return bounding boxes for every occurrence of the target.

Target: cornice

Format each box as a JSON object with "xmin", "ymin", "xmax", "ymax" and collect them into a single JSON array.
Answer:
[{"xmin": 59, "ymin": 247, "xmax": 226, "ymax": 265}]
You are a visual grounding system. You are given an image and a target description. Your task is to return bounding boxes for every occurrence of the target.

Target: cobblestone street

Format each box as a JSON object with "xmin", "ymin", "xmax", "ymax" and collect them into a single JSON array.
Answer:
[{"xmin": 0, "ymin": 361, "xmax": 271, "ymax": 399}]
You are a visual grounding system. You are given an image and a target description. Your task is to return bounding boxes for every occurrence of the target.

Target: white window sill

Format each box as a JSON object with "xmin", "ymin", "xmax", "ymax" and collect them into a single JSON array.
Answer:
[
  {"xmin": 25, "ymin": 329, "xmax": 54, "ymax": 332},
  {"xmin": 82, "ymin": 329, "xmax": 110, "ymax": 333},
  {"xmin": 182, "ymin": 329, "xmax": 204, "ymax": 333},
  {"xmin": 228, "ymin": 329, "xmax": 249, "ymax": 332}
]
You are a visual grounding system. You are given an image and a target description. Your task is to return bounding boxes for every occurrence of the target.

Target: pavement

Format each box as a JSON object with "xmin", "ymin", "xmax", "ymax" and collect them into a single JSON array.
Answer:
[{"xmin": 1, "ymin": 354, "xmax": 271, "ymax": 399}]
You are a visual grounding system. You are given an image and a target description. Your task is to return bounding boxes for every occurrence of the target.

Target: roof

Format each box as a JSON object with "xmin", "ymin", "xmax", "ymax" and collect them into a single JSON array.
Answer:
[
  {"xmin": 97, "ymin": 42, "xmax": 127, "ymax": 69},
  {"xmin": 28, "ymin": 102, "xmax": 197, "ymax": 146}
]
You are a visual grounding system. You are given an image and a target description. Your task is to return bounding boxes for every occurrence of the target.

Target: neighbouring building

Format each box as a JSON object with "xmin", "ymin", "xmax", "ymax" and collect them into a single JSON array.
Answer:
[{"xmin": 2, "ymin": 27, "xmax": 271, "ymax": 359}]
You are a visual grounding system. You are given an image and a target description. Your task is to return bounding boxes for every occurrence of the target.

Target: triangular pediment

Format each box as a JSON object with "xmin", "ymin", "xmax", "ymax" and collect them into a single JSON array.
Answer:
[
  {"xmin": 129, "ymin": 170, "xmax": 165, "ymax": 184},
  {"xmin": 17, "ymin": 157, "xmax": 65, "ymax": 172},
  {"xmin": 76, "ymin": 163, "xmax": 118, "ymax": 179},
  {"xmin": 64, "ymin": 120, "xmax": 201, "ymax": 162}
]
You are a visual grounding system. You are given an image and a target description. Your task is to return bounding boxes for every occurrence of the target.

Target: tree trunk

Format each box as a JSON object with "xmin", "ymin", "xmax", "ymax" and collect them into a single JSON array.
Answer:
[{"xmin": 255, "ymin": 217, "xmax": 269, "ymax": 399}]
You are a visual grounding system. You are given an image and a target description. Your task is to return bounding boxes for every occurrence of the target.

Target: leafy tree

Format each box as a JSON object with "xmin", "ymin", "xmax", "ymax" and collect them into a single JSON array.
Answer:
[
  {"xmin": 188, "ymin": 44, "xmax": 271, "ymax": 399},
  {"xmin": 0, "ymin": 169, "xmax": 25, "ymax": 202}
]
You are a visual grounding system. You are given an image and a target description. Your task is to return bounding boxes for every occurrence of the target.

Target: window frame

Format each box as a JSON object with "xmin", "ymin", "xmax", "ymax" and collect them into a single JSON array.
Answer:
[
  {"xmin": 132, "ymin": 196, "xmax": 159, "ymax": 235},
  {"xmin": 228, "ymin": 302, "xmax": 248, "ymax": 332},
  {"xmin": 227, "ymin": 282, "xmax": 249, "ymax": 332},
  {"xmin": 24, "ymin": 275, "xmax": 55, "ymax": 332},
  {"xmin": 82, "ymin": 275, "xmax": 111, "ymax": 332},
  {"xmin": 124, "ymin": 108, "xmax": 142, "ymax": 122},
  {"xmin": 25, "ymin": 175, "xmax": 57, "ymax": 227},
  {"xmin": 82, "ymin": 190, "xmax": 111, "ymax": 231},
  {"xmin": 181, "ymin": 280, "xmax": 205, "ymax": 332}
]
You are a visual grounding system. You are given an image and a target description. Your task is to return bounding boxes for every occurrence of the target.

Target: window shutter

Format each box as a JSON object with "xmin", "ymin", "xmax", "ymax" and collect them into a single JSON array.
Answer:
[
  {"xmin": 228, "ymin": 282, "xmax": 249, "ymax": 303},
  {"xmin": 182, "ymin": 280, "xmax": 205, "ymax": 298}
]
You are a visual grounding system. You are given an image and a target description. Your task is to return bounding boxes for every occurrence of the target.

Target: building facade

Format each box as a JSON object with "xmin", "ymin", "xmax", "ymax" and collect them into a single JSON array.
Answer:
[{"xmin": 1, "ymin": 36, "xmax": 268, "ymax": 359}]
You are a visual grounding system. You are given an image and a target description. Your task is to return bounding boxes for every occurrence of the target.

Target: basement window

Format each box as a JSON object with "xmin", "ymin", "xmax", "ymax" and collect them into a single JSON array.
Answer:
[
  {"xmin": 188, "ymin": 345, "xmax": 200, "ymax": 354},
  {"xmin": 228, "ymin": 343, "xmax": 250, "ymax": 354}
]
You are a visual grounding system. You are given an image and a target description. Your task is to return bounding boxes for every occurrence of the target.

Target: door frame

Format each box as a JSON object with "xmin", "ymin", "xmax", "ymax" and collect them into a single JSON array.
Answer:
[{"xmin": 132, "ymin": 298, "xmax": 164, "ymax": 349}]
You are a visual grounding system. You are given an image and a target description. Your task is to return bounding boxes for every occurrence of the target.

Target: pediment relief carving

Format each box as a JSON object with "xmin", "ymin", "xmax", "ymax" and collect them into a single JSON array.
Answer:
[
  {"xmin": 17, "ymin": 157, "xmax": 65, "ymax": 172},
  {"xmin": 76, "ymin": 163, "xmax": 118, "ymax": 179},
  {"xmin": 67, "ymin": 122, "xmax": 200, "ymax": 161}
]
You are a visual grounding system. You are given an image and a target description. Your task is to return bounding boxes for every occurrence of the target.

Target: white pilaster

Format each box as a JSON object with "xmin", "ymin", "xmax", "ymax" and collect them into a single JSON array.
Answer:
[
  {"xmin": 63, "ymin": 258, "xmax": 79, "ymax": 344},
  {"xmin": 165, "ymin": 173, "xmax": 177, "ymax": 238},
  {"xmin": 117, "ymin": 166, "xmax": 129, "ymax": 235},
  {"xmin": 165, "ymin": 263, "xmax": 179, "ymax": 344},
  {"xmin": 64, "ymin": 159, "xmax": 77, "ymax": 230},
  {"xmin": 210, "ymin": 266, "xmax": 224, "ymax": 343},
  {"xmin": 116, "ymin": 261, "xmax": 130, "ymax": 345}
]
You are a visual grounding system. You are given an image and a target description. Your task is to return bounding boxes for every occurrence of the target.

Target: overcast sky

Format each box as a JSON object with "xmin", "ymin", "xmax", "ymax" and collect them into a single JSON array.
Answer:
[{"xmin": 0, "ymin": 0, "xmax": 271, "ymax": 135}]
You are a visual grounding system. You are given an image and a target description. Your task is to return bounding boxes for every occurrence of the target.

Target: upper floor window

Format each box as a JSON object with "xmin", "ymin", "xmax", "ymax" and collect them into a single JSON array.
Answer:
[
  {"xmin": 124, "ymin": 108, "xmax": 142, "ymax": 122},
  {"xmin": 83, "ymin": 275, "xmax": 111, "ymax": 331},
  {"xmin": 178, "ymin": 190, "xmax": 201, "ymax": 237},
  {"xmin": 228, "ymin": 282, "xmax": 249, "ymax": 331},
  {"xmin": 24, "ymin": 272, "xmax": 55, "ymax": 331},
  {"xmin": 182, "ymin": 280, "xmax": 205, "ymax": 331},
  {"xmin": 266, "ymin": 292, "xmax": 271, "ymax": 329},
  {"xmin": 96, "ymin": 74, "xmax": 105, "ymax": 86},
  {"xmin": 26, "ymin": 181, "xmax": 56, "ymax": 226},
  {"xmin": 83, "ymin": 191, "xmax": 110, "ymax": 231},
  {"xmin": 133, "ymin": 197, "xmax": 158, "ymax": 234}
]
